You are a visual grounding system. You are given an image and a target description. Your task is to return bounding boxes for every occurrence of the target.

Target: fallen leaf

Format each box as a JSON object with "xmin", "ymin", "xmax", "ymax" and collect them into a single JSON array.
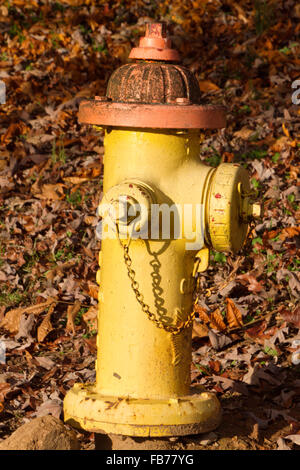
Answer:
[
  {"xmin": 66, "ymin": 301, "xmax": 81, "ymax": 334},
  {"xmin": 226, "ymin": 298, "xmax": 243, "ymax": 328},
  {"xmin": 192, "ymin": 321, "xmax": 209, "ymax": 338},
  {"xmin": 234, "ymin": 127, "xmax": 255, "ymax": 139},
  {"xmin": 279, "ymin": 226, "xmax": 300, "ymax": 241},
  {"xmin": 1, "ymin": 298, "xmax": 56, "ymax": 335},
  {"xmin": 194, "ymin": 305, "xmax": 210, "ymax": 324},
  {"xmin": 35, "ymin": 399, "xmax": 62, "ymax": 420},
  {"xmin": 82, "ymin": 305, "xmax": 98, "ymax": 333},
  {"xmin": 15, "ymin": 314, "xmax": 35, "ymax": 341},
  {"xmin": 277, "ymin": 437, "xmax": 291, "ymax": 450},
  {"xmin": 284, "ymin": 434, "xmax": 300, "ymax": 446},
  {"xmin": 282, "ymin": 123, "xmax": 290, "ymax": 138},
  {"xmin": 237, "ymin": 274, "xmax": 264, "ymax": 293},
  {"xmin": 63, "ymin": 176, "xmax": 90, "ymax": 184},
  {"xmin": 35, "ymin": 184, "xmax": 66, "ymax": 201},
  {"xmin": 83, "ymin": 336, "xmax": 97, "ymax": 353},
  {"xmin": 35, "ymin": 356, "xmax": 55, "ymax": 370},
  {"xmin": 210, "ymin": 308, "xmax": 226, "ymax": 331},
  {"xmin": 88, "ymin": 282, "xmax": 98, "ymax": 300},
  {"xmin": 198, "ymin": 80, "xmax": 220, "ymax": 92},
  {"xmin": 249, "ymin": 422, "xmax": 259, "ymax": 441},
  {"xmin": 208, "ymin": 330, "xmax": 233, "ymax": 350},
  {"xmin": 37, "ymin": 303, "xmax": 56, "ymax": 342},
  {"xmin": 279, "ymin": 307, "xmax": 300, "ymax": 329}
]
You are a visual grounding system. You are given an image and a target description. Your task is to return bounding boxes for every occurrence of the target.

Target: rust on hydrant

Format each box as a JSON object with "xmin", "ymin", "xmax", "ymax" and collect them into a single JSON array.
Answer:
[
  {"xmin": 78, "ymin": 23, "xmax": 226, "ymax": 129},
  {"xmin": 129, "ymin": 22, "xmax": 180, "ymax": 62}
]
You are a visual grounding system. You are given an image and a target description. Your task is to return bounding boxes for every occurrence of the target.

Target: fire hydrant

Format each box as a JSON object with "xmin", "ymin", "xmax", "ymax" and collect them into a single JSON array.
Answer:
[{"xmin": 64, "ymin": 23, "xmax": 260, "ymax": 437}]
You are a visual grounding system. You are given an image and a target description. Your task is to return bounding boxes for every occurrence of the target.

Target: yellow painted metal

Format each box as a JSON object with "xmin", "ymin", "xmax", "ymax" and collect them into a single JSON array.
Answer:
[
  {"xmin": 193, "ymin": 247, "xmax": 210, "ymax": 276},
  {"xmin": 64, "ymin": 383, "xmax": 221, "ymax": 437},
  {"xmin": 207, "ymin": 163, "xmax": 253, "ymax": 252},
  {"xmin": 64, "ymin": 128, "xmax": 255, "ymax": 436}
]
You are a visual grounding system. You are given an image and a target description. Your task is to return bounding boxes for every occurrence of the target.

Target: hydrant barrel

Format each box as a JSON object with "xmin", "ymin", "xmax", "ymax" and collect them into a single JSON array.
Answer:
[{"xmin": 64, "ymin": 23, "xmax": 260, "ymax": 438}]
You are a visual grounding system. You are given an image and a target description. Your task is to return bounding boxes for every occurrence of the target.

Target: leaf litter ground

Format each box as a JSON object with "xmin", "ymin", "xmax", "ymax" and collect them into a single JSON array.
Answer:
[{"xmin": 0, "ymin": 0, "xmax": 299, "ymax": 450}]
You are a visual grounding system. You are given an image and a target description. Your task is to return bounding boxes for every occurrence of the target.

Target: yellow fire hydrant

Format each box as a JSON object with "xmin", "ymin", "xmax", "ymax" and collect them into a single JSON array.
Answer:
[{"xmin": 64, "ymin": 23, "xmax": 260, "ymax": 437}]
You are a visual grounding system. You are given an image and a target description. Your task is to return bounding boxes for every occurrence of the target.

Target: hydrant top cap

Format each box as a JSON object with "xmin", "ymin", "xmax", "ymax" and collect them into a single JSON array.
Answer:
[
  {"xmin": 129, "ymin": 22, "xmax": 180, "ymax": 62},
  {"xmin": 78, "ymin": 23, "xmax": 226, "ymax": 129}
]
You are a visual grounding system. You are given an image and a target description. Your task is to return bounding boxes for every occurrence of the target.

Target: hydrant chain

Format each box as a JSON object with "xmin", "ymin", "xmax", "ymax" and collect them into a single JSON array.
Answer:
[{"xmin": 117, "ymin": 225, "xmax": 196, "ymax": 335}]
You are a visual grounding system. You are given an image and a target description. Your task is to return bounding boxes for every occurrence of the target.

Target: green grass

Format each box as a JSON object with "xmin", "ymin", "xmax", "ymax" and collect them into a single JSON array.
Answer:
[
  {"xmin": 51, "ymin": 137, "xmax": 66, "ymax": 163},
  {"xmin": 0, "ymin": 289, "xmax": 24, "ymax": 307},
  {"xmin": 9, "ymin": 23, "xmax": 25, "ymax": 43},
  {"xmin": 53, "ymin": 245, "xmax": 76, "ymax": 262},
  {"xmin": 75, "ymin": 307, "xmax": 88, "ymax": 326},
  {"xmin": 272, "ymin": 152, "xmax": 280, "ymax": 163},
  {"xmin": 241, "ymin": 149, "xmax": 268, "ymax": 160},
  {"xmin": 264, "ymin": 345, "xmax": 278, "ymax": 357},
  {"xmin": 66, "ymin": 190, "xmax": 82, "ymax": 207},
  {"xmin": 212, "ymin": 252, "xmax": 227, "ymax": 264}
]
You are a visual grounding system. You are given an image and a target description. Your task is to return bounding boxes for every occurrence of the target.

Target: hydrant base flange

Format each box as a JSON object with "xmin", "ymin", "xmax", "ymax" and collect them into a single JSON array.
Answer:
[{"xmin": 64, "ymin": 384, "xmax": 221, "ymax": 437}]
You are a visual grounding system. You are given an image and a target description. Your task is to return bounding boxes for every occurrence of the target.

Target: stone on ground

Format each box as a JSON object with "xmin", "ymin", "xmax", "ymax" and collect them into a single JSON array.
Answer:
[{"xmin": 0, "ymin": 415, "xmax": 79, "ymax": 450}]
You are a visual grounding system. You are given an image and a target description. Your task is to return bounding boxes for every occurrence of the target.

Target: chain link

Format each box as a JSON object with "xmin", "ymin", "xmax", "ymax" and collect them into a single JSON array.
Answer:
[
  {"xmin": 115, "ymin": 214, "xmax": 257, "ymax": 332},
  {"xmin": 116, "ymin": 227, "xmax": 196, "ymax": 335}
]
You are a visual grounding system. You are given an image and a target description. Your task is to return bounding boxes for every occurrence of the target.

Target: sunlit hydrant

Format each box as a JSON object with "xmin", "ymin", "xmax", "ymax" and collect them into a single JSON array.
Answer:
[{"xmin": 64, "ymin": 23, "xmax": 260, "ymax": 438}]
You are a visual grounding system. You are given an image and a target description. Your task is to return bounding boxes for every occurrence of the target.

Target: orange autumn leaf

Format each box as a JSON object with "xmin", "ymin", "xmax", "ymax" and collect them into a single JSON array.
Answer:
[
  {"xmin": 279, "ymin": 226, "xmax": 300, "ymax": 241},
  {"xmin": 266, "ymin": 229, "xmax": 280, "ymax": 239},
  {"xmin": 210, "ymin": 308, "xmax": 226, "ymax": 331},
  {"xmin": 282, "ymin": 123, "xmax": 290, "ymax": 138},
  {"xmin": 88, "ymin": 282, "xmax": 99, "ymax": 300},
  {"xmin": 194, "ymin": 304, "xmax": 210, "ymax": 324},
  {"xmin": 198, "ymin": 80, "xmax": 220, "ymax": 92},
  {"xmin": 226, "ymin": 298, "xmax": 243, "ymax": 329}
]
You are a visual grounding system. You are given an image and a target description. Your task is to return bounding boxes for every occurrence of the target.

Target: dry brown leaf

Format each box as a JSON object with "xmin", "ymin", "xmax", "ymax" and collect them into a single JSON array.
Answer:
[
  {"xmin": 270, "ymin": 136, "xmax": 290, "ymax": 152},
  {"xmin": 0, "ymin": 298, "xmax": 56, "ymax": 335},
  {"xmin": 210, "ymin": 308, "xmax": 227, "ymax": 331},
  {"xmin": 37, "ymin": 303, "xmax": 56, "ymax": 342},
  {"xmin": 82, "ymin": 305, "xmax": 98, "ymax": 333},
  {"xmin": 0, "ymin": 383, "xmax": 10, "ymax": 402},
  {"xmin": 83, "ymin": 215, "xmax": 97, "ymax": 225},
  {"xmin": 194, "ymin": 305, "xmax": 210, "ymax": 324},
  {"xmin": 63, "ymin": 176, "xmax": 90, "ymax": 184},
  {"xmin": 237, "ymin": 274, "xmax": 264, "ymax": 293},
  {"xmin": 226, "ymin": 298, "xmax": 243, "ymax": 329},
  {"xmin": 66, "ymin": 301, "xmax": 81, "ymax": 334},
  {"xmin": 234, "ymin": 127, "xmax": 255, "ymax": 139},
  {"xmin": 192, "ymin": 322, "xmax": 208, "ymax": 339},
  {"xmin": 83, "ymin": 336, "xmax": 97, "ymax": 353},
  {"xmin": 35, "ymin": 183, "xmax": 66, "ymax": 201},
  {"xmin": 45, "ymin": 260, "xmax": 77, "ymax": 282}
]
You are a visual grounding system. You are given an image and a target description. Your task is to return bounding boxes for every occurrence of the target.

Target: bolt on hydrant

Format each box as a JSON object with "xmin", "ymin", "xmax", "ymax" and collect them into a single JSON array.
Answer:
[{"xmin": 64, "ymin": 23, "xmax": 261, "ymax": 438}]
